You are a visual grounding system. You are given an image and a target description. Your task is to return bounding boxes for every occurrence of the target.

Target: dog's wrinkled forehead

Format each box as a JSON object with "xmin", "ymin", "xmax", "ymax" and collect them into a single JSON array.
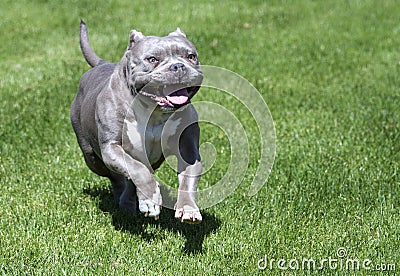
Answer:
[{"xmin": 128, "ymin": 29, "xmax": 197, "ymax": 57}]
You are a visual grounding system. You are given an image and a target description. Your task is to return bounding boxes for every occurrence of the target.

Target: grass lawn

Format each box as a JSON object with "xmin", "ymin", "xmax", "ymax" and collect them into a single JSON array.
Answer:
[{"xmin": 1, "ymin": 0, "xmax": 399, "ymax": 274}]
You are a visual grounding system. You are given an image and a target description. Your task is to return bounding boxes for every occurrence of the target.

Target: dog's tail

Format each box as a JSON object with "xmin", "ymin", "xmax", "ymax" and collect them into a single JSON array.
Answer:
[{"xmin": 80, "ymin": 20, "xmax": 105, "ymax": 67}]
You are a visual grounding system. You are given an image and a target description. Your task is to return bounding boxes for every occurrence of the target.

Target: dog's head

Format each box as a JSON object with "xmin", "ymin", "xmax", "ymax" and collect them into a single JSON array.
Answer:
[{"xmin": 124, "ymin": 28, "xmax": 203, "ymax": 112}]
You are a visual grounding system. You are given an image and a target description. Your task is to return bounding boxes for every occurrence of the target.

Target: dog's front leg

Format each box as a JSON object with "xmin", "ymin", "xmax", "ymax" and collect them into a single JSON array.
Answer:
[
  {"xmin": 174, "ymin": 123, "xmax": 202, "ymax": 223},
  {"xmin": 101, "ymin": 143, "xmax": 162, "ymax": 218},
  {"xmin": 175, "ymin": 160, "xmax": 202, "ymax": 223}
]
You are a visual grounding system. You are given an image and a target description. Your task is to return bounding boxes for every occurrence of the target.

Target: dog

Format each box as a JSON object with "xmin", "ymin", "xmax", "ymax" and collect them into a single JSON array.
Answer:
[{"xmin": 70, "ymin": 20, "xmax": 203, "ymax": 223}]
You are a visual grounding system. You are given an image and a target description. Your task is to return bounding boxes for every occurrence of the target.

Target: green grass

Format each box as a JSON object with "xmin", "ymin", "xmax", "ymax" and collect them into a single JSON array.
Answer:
[{"xmin": 1, "ymin": 0, "xmax": 399, "ymax": 274}]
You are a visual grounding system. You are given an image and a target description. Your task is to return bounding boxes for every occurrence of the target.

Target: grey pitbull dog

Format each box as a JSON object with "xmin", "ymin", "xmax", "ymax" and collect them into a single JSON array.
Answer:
[{"xmin": 70, "ymin": 21, "xmax": 203, "ymax": 223}]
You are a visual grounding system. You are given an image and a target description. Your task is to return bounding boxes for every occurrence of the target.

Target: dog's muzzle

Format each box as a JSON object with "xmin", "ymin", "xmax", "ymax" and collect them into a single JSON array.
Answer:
[{"xmin": 130, "ymin": 62, "xmax": 202, "ymax": 112}]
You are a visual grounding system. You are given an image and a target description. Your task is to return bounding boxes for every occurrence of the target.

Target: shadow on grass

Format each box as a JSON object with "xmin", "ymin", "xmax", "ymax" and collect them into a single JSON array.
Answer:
[{"xmin": 83, "ymin": 185, "xmax": 221, "ymax": 255}]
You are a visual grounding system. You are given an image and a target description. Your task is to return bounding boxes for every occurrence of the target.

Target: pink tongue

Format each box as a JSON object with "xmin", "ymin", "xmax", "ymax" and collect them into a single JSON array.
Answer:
[{"xmin": 166, "ymin": 89, "xmax": 189, "ymax": 105}]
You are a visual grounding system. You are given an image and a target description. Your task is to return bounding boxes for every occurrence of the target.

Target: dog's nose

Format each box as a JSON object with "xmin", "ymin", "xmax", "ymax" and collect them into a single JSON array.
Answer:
[{"xmin": 169, "ymin": 63, "xmax": 186, "ymax": 72}]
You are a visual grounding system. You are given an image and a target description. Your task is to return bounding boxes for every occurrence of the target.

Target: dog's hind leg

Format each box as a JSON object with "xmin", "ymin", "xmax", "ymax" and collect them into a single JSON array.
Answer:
[
  {"xmin": 81, "ymin": 146, "xmax": 138, "ymax": 214},
  {"xmin": 71, "ymin": 101, "xmax": 110, "ymax": 177},
  {"xmin": 114, "ymin": 176, "xmax": 138, "ymax": 215},
  {"xmin": 81, "ymin": 146, "xmax": 138, "ymax": 215},
  {"xmin": 109, "ymin": 171, "xmax": 125, "ymax": 202}
]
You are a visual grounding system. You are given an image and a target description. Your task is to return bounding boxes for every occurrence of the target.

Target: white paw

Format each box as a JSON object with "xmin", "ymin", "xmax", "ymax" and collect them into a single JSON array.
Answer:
[
  {"xmin": 139, "ymin": 199, "xmax": 161, "ymax": 219},
  {"xmin": 137, "ymin": 183, "xmax": 162, "ymax": 219},
  {"xmin": 175, "ymin": 205, "xmax": 202, "ymax": 224}
]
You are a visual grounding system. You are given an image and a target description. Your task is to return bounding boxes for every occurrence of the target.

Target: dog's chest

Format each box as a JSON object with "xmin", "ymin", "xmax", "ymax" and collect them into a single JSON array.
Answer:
[{"xmin": 124, "ymin": 115, "xmax": 180, "ymax": 167}]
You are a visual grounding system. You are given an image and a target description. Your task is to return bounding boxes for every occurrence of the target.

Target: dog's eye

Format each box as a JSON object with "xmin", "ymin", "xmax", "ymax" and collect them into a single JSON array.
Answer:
[
  {"xmin": 146, "ymin": 56, "xmax": 159, "ymax": 63},
  {"xmin": 187, "ymin": 53, "xmax": 197, "ymax": 62}
]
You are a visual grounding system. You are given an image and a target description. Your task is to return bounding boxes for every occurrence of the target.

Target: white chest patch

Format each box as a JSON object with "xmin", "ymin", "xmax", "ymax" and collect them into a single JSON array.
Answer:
[
  {"xmin": 163, "ymin": 117, "xmax": 182, "ymax": 138},
  {"xmin": 124, "ymin": 118, "xmax": 172, "ymax": 166},
  {"xmin": 124, "ymin": 108, "xmax": 189, "ymax": 167},
  {"xmin": 125, "ymin": 120, "xmax": 143, "ymax": 149}
]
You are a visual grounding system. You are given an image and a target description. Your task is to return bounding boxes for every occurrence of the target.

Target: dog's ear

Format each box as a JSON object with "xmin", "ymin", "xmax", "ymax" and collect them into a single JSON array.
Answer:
[
  {"xmin": 168, "ymin": 28, "xmax": 186, "ymax": 38},
  {"xmin": 128, "ymin": 30, "xmax": 144, "ymax": 49}
]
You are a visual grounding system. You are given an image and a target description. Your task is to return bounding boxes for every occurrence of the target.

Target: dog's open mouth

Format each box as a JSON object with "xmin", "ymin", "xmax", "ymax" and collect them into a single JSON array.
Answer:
[
  {"xmin": 138, "ymin": 84, "xmax": 199, "ymax": 111},
  {"xmin": 157, "ymin": 88, "xmax": 189, "ymax": 107}
]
